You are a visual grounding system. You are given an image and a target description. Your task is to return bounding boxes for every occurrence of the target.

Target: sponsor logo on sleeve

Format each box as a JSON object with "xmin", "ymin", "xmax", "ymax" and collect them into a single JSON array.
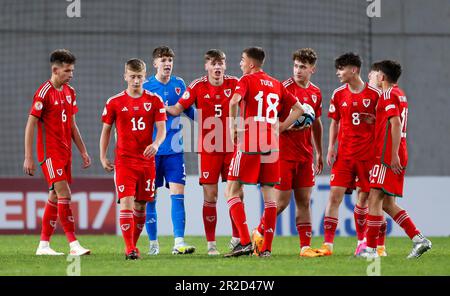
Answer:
[
  {"xmin": 34, "ymin": 101, "xmax": 43, "ymax": 111},
  {"xmin": 329, "ymin": 104, "xmax": 335, "ymax": 113},
  {"xmin": 182, "ymin": 91, "xmax": 190, "ymax": 100}
]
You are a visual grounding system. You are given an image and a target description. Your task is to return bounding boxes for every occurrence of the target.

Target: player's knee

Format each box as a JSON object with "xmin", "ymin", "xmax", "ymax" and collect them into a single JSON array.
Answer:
[
  {"xmin": 328, "ymin": 193, "xmax": 343, "ymax": 207},
  {"xmin": 134, "ymin": 201, "xmax": 146, "ymax": 211}
]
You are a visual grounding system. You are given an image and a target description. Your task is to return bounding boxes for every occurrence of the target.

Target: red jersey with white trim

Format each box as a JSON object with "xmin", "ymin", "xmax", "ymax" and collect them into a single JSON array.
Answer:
[
  {"xmin": 328, "ymin": 83, "xmax": 381, "ymax": 161},
  {"xmin": 374, "ymin": 85, "xmax": 408, "ymax": 167},
  {"xmin": 102, "ymin": 90, "xmax": 167, "ymax": 167},
  {"xmin": 178, "ymin": 75, "xmax": 238, "ymax": 154},
  {"xmin": 279, "ymin": 78, "xmax": 322, "ymax": 162},
  {"xmin": 29, "ymin": 80, "xmax": 78, "ymax": 163},
  {"xmin": 234, "ymin": 71, "xmax": 298, "ymax": 154}
]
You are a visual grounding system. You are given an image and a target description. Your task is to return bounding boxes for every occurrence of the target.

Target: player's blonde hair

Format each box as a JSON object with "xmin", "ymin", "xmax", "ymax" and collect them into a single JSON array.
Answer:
[{"xmin": 125, "ymin": 58, "xmax": 146, "ymax": 72}]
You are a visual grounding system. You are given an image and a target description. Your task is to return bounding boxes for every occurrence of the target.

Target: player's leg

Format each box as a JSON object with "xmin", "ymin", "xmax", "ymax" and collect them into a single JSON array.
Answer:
[
  {"xmin": 294, "ymin": 187, "xmax": 322, "ymax": 257},
  {"xmin": 145, "ymin": 155, "xmax": 162, "ymax": 255},
  {"xmin": 382, "ymin": 196, "xmax": 431, "ymax": 258},
  {"xmin": 377, "ymin": 217, "xmax": 388, "ymax": 256},
  {"xmin": 226, "ymin": 182, "xmax": 244, "ymax": 250},
  {"xmin": 36, "ymin": 189, "xmax": 63, "ymax": 255},
  {"xmin": 202, "ymin": 183, "xmax": 220, "ymax": 255},
  {"xmin": 353, "ymin": 189, "xmax": 369, "ymax": 255},
  {"xmin": 357, "ymin": 188, "xmax": 384, "ymax": 258},
  {"xmin": 120, "ymin": 196, "xmax": 139, "ymax": 260},
  {"xmin": 132, "ymin": 200, "xmax": 146, "ymax": 256}
]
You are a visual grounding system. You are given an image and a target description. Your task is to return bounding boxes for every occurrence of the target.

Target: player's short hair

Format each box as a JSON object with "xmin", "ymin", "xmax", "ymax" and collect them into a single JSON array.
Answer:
[
  {"xmin": 335, "ymin": 52, "xmax": 362, "ymax": 69},
  {"xmin": 292, "ymin": 48, "xmax": 318, "ymax": 65},
  {"xmin": 50, "ymin": 49, "xmax": 76, "ymax": 65},
  {"xmin": 125, "ymin": 58, "xmax": 146, "ymax": 72},
  {"xmin": 372, "ymin": 60, "xmax": 402, "ymax": 83},
  {"xmin": 152, "ymin": 46, "xmax": 175, "ymax": 60},
  {"xmin": 204, "ymin": 49, "xmax": 226, "ymax": 63},
  {"xmin": 243, "ymin": 47, "xmax": 265, "ymax": 66}
]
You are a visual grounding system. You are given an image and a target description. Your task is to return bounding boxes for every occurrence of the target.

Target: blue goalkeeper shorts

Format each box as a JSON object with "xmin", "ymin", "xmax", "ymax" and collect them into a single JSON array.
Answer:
[{"xmin": 155, "ymin": 153, "xmax": 186, "ymax": 188}]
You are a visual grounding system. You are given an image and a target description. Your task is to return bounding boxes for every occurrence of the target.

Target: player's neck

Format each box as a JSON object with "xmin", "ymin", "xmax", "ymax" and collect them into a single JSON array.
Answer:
[
  {"xmin": 208, "ymin": 75, "xmax": 224, "ymax": 86},
  {"xmin": 155, "ymin": 73, "xmax": 170, "ymax": 84},
  {"xmin": 347, "ymin": 76, "xmax": 365, "ymax": 94},
  {"xmin": 126, "ymin": 88, "xmax": 144, "ymax": 98},
  {"xmin": 294, "ymin": 78, "xmax": 310, "ymax": 88},
  {"xmin": 50, "ymin": 76, "xmax": 64, "ymax": 91},
  {"xmin": 381, "ymin": 82, "xmax": 396, "ymax": 92}
]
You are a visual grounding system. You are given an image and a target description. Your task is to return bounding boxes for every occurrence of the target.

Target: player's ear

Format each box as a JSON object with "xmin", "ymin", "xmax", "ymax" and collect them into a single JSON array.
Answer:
[
  {"xmin": 51, "ymin": 64, "xmax": 59, "ymax": 75},
  {"xmin": 311, "ymin": 65, "xmax": 316, "ymax": 74}
]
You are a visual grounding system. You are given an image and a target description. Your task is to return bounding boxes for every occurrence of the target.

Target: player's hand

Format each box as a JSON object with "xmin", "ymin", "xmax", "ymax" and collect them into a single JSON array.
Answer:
[
  {"xmin": 23, "ymin": 157, "xmax": 36, "ymax": 176},
  {"xmin": 359, "ymin": 112, "xmax": 376, "ymax": 124},
  {"xmin": 143, "ymin": 143, "xmax": 159, "ymax": 158},
  {"xmin": 81, "ymin": 152, "xmax": 91, "ymax": 169},
  {"xmin": 391, "ymin": 154, "xmax": 403, "ymax": 175},
  {"xmin": 327, "ymin": 148, "xmax": 336, "ymax": 167},
  {"xmin": 315, "ymin": 153, "xmax": 324, "ymax": 175},
  {"xmin": 101, "ymin": 157, "xmax": 114, "ymax": 172}
]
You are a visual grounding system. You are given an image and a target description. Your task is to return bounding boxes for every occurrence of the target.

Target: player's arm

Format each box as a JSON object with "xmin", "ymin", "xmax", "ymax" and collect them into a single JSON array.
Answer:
[
  {"xmin": 327, "ymin": 119, "xmax": 339, "ymax": 167},
  {"xmin": 144, "ymin": 121, "xmax": 166, "ymax": 158},
  {"xmin": 229, "ymin": 93, "xmax": 242, "ymax": 145},
  {"xmin": 183, "ymin": 106, "xmax": 197, "ymax": 121},
  {"xmin": 166, "ymin": 102, "xmax": 185, "ymax": 117},
  {"xmin": 71, "ymin": 115, "xmax": 91, "ymax": 169},
  {"xmin": 389, "ymin": 115, "xmax": 403, "ymax": 174},
  {"xmin": 23, "ymin": 115, "xmax": 39, "ymax": 176},
  {"xmin": 279, "ymin": 101, "xmax": 304, "ymax": 133},
  {"xmin": 312, "ymin": 117, "xmax": 324, "ymax": 175},
  {"xmin": 99, "ymin": 123, "xmax": 114, "ymax": 172}
]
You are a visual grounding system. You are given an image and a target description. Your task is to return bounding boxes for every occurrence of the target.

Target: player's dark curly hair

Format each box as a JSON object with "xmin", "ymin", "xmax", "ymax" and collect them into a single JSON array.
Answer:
[
  {"xmin": 334, "ymin": 52, "xmax": 361, "ymax": 69},
  {"xmin": 293, "ymin": 48, "xmax": 317, "ymax": 65},
  {"xmin": 204, "ymin": 49, "xmax": 226, "ymax": 62},
  {"xmin": 243, "ymin": 47, "xmax": 265, "ymax": 66},
  {"xmin": 372, "ymin": 60, "xmax": 402, "ymax": 83},
  {"xmin": 50, "ymin": 49, "xmax": 76, "ymax": 65},
  {"xmin": 152, "ymin": 46, "xmax": 175, "ymax": 60}
]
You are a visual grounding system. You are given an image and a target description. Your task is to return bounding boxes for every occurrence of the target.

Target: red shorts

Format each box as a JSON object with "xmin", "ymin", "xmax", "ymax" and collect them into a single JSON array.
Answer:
[
  {"xmin": 330, "ymin": 157, "xmax": 373, "ymax": 193},
  {"xmin": 41, "ymin": 157, "xmax": 71, "ymax": 189},
  {"xmin": 369, "ymin": 160, "xmax": 405, "ymax": 197},
  {"xmin": 227, "ymin": 150, "xmax": 280, "ymax": 185},
  {"xmin": 199, "ymin": 152, "xmax": 234, "ymax": 184},
  {"xmin": 114, "ymin": 165, "xmax": 156, "ymax": 202},
  {"xmin": 275, "ymin": 159, "xmax": 315, "ymax": 191}
]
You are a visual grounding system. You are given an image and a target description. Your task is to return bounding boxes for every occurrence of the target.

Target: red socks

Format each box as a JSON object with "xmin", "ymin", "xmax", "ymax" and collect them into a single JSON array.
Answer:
[
  {"xmin": 296, "ymin": 223, "xmax": 312, "ymax": 248},
  {"xmin": 394, "ymin": 210, "xmax": 420, "ymax": 239},
  {"xmin": 354, "ymin": 205, "xmax": 368, "ymax": 241},
  {"xmin": 377, "ymin": 219, "xmax": 387, "ymax": 246},
  {"xmin": 366, "ymin": 215, "xmax": 384, "ymax": 248},
  {"xmin": 323, "ymin": 216, "xmax": 338, "ymax": 244},
  {"xmin": 227, "ymin": 197, "xmax": 250, "ymax": 245},
  {"xmin": 203, "ymin": 201, "xmax": 217, "ymax": 242},
  {"xmin": 40, "ymin": 199, "xmax": 58, "ymax": 241},
  {"xmin": 120, "ymin": 209, "xmax": 134, "ymax": 253},
  {"xmin": 57, "ymin": 197, "xmax": 76, "ymax": 243},
  {"xmin": 257, "ymin": 213, "xmax": 265, "ymax": 235},
  {"xmin": 133, "ymin": 209, "xmax": 146, "ymax": 246},
  {"xmin": 261, "ymin": 201, "xmax": 277, "ymax": 252}
]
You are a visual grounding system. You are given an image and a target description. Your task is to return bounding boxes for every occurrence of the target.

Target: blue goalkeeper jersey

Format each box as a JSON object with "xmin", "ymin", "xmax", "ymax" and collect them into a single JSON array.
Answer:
[{"xmin": 143, "ymin": 75, "xmax": 195, "ymax": 155}]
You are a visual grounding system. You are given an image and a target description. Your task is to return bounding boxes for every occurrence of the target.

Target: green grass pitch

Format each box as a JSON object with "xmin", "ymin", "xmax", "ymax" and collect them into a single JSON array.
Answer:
[{"xmin": 1, "ymin": 235, "xmax": 449, "ymax": 276}]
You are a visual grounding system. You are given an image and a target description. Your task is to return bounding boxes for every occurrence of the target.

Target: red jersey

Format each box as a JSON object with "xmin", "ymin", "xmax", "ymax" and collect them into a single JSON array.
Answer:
[
  {"xmin": 328, "ymin": 83, "xmax": 381, "ymax": 161},
  {"xmin": 374, "ymin": 85, "xmax": 408, "ymax": 167},
  {"xmin": 29, "ymin": 80, "xmax": 78, "ymax": 163},
  {"xmin": 234, "ymin": 71, "xmax": 298, "ymax": 154},
  {"xmin": 102, "ymin": 90, "xmax": 167, "ymax": 167},
  {"xmin": 178, "ymin": 75, "xmax": 238, "ymax": 154},
  {"xmin": 279, "ymin": 79, "xmax": 322, "ymax": 162}
]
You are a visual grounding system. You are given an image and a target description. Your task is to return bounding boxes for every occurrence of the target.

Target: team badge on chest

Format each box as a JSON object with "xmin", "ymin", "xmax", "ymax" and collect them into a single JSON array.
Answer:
[
  {"xmin": 66, "ymin": 96, "xmax": 72, "ymax": 104},
  {"xmin": 224, "ymin": 89, "xmax": 231, "ymax": 97},
  {"xmin": 175, "ymin": 87, "xmax": 181, "ymax": 95},
  {"xmin": 363, "ymin": 99, "xmax": 371, "ymax": 108},
  {"xmin": 144, "ymin": 103, "xmax": 152, "ymax": 111}
]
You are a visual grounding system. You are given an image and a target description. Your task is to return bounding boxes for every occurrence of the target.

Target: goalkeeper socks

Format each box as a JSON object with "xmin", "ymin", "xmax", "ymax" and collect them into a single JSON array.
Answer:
[
  {"xmin": 261, "ymin": 201, "xmax": 277, "ymax": 252},
  {"xmin": 227, "ymin": 197, "xmax": 250, "ymax": 245},
  {"xmin": 354, "ymin": 205, "xmax": 368, "ymax": 241},
  {"xmin": 377, "ymin": 219, "xmax": 387, "ymax": 246},
  {"xmin": 57, "ymin": 197, "xmax": 76, "ymax": 243},
  {"xmin": 296, "ymin": 222, "xmax": 312, "ymax": 248},
  {"xmin": 41, "ymin": 199, "xmax": 58, "ymax": 241},
  {"xmin": 133, "ymin": 208, "xmax": 146, "ymax": 246},
  {"xmin": 323, "ymin": 216, "xmax": 338, "ymax": 244},
  {"xmin": 145, "ymin": 199, "xmax": 158, "ymax": 241},
  {"xmin": 393, "ymin": 210, "xmax": 420, "ymax": 239},
  {"xmin": 366, "ymin": 215, "xmax": 384, "ymax": 248},
  {"xmin": 120, "ymin": 209, "xmax": 134, "ymax": 253},
  {"xmin": 171, "ymin": 194, "xmax": 186, "ymax": 238},
  {"xmin": 203, "ymin": 201, "xmax": 217, "ymax": 242}
]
